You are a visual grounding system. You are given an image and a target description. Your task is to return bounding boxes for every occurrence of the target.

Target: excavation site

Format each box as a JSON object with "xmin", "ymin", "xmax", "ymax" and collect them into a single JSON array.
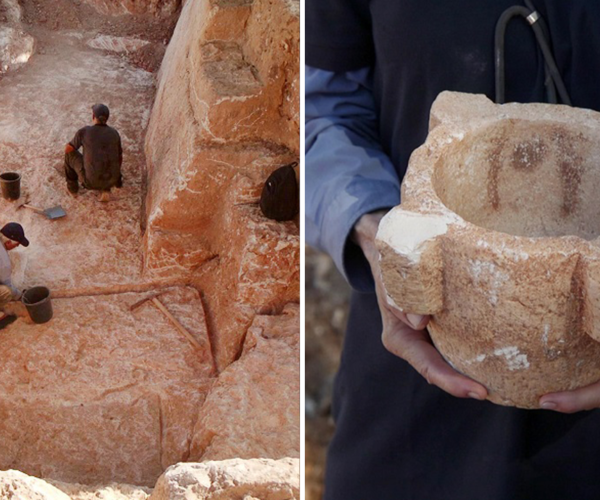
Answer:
[{"xmin": 0, "ymin": 0, "xmax": 299, "ymax": 497}]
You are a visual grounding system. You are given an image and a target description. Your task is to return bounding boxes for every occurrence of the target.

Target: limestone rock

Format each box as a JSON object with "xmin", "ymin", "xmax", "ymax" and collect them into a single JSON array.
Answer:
[
  {"xmin": 149, "ymin": 458, "xmax": 300, "ymax": 500},
  {"xmin": 87, "ymin": 35, "xmax": 150, "ymax": 53},
  {"xmin": 0, "ymin": 470, "xmax": 70, "ymax": 500},
  {"xmin": 0, "ymin": 0, "xmax": 22, "ymax": 24},
  {"xmin": 81, "ymin": 0, "xmax": 182, "ymax": 16},
  {"xmin": 377, "ymin": 91, "xmax": 600, "ymax": 408},
  {"xmin": 49, "ymin": 480, "xmax": 151, "ymax": 499},
  {"xmin": 144, "ymin": 0, "xmax": 299, "ymax": 368},
  {"xmin": 0, "ymin": 26, "xmax": 34, "ymax": 75},
  {"xmin": 190, "ymin": 304, "xmax": 299, "ymax": 461},
  {"xmin": 0, "ymin": 288, "xmax": 214, "ymax": 486},
  {"xmin": 0, "ymin": 472, "xmax": 151, "ymax": 500},
  {"xmin": 0, "ymin": 0, "xmax": 33, "ymax": 76}
]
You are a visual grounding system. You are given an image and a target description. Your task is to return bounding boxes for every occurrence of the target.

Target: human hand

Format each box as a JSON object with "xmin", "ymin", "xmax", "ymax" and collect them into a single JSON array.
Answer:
[
  {"xmin": 352, "ymin": 210, "xmax": 488, "ymax": 400},
  {"xmin": 540, "ymin": 380, "xmax": 600, "ymax": 413}
]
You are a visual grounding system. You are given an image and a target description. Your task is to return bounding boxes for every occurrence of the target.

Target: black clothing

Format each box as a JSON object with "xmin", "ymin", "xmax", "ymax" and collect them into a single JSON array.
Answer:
[
  {"xmin": 307, "ymin": 0, "xmax": 600, "ymax": 179},
  {"xmin": 64, "ymin": 150, "xmax": 85, "ymax": 194},
  {"xmin": 306, "ymin": 1, "xmax": 600, "ymax": 499},
  {"xmin": 260, "ymin": 163, "xmax": 300, "ymax": 221},
  {"xmin": 328, "ymin": 293, "xmax": 600, "ymax": 500},
  {"xmin": 68, "ymin": 123, "xmax": 123, "ymax": 191}
]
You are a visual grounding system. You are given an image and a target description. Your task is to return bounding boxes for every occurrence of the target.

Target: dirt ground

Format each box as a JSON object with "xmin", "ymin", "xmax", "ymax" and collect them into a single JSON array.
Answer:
[
  {"xmin": 305, "ymin": 246, "xmax": 350, "ymax": 500},
  {"xmin": 15, "ymin": 0, "xmax": 177, "ymax": 73}
]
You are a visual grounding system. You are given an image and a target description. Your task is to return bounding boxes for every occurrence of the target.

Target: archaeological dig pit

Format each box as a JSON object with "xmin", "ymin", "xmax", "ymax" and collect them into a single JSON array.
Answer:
[{"xmin": 0, "ymin": 0, "xmax": 299, "ymax": 496}]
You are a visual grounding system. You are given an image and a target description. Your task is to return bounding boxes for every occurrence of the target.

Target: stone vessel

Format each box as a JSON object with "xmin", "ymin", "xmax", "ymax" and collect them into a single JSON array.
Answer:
[{"xmin": 376, "ymin": 91, "xmax": 600, "ymax": 408}]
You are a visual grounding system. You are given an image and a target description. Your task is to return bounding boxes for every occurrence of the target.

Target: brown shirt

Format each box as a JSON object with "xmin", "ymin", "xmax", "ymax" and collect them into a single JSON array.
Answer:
[{"xmin": 69, "ymin": 124, "xmax": 123, "ymax": 190}]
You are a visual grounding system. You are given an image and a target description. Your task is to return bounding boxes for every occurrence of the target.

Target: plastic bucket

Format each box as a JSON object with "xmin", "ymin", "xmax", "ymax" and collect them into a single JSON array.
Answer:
[
  {"xmin": 22, "ymin": 286, "xmax": 53, "ymax": 324},
  {"xmin": 0, "ymin": 172, "xmax": 21, "ymax": 201}
]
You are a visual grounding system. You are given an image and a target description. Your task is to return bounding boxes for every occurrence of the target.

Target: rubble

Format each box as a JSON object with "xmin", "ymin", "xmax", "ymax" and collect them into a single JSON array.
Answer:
[{"xmin": 150, "ymin": 458, "xmax": 300, "ymax": 500}]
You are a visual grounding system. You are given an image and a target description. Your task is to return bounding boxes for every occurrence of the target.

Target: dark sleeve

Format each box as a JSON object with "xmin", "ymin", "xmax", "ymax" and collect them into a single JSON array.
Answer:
[
  {"xmin": 69, "ymin": 127, "xmax": 86, "ymax": 150},
  {"xmin": 306, "ymin": 0, "xmax": 375, "ymax": 72},
  {"xmin": 117, "ymin": 133, "xmax": 123, "ymax": 166}
]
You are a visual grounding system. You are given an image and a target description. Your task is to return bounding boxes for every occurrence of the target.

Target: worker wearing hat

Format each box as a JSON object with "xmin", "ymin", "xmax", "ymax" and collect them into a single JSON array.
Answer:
[
  {"xmin": 64, "ymin": 103, "xmax": 123, "ymax": 202},
  {"xmin": 0, "ymin": 223, "xmax": 29, "ymax": 329}
]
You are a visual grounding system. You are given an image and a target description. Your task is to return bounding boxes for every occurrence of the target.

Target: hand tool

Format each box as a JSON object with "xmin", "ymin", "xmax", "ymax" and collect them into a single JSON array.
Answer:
[{"xmin": 17, "ymin": 202, "xmax": 66, "ymax": 220}]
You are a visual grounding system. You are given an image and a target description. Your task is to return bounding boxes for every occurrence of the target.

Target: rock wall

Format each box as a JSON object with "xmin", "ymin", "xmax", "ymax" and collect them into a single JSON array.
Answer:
[
  {"xmin": 0, "ymin": 0, "xmax": 299, "ymax": 488},
  {"xmin": 190, "ymin": 304, "xmax": 299, "ymax": 461},
  {"xmin": 144, "ymin": 0, "xmax": 300, "ymax": 370},
  {"xmin": 81, "ymin": 0, "xmax": 182, "ymax": 16},
  {"xmin": 0, "ymin": 0, "xmax": 34, "ymax": 76}
]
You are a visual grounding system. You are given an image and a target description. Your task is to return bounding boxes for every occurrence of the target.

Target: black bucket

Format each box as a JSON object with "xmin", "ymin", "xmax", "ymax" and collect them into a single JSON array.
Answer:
[
  {"xmin": 0, "ymin": 172, "xmax": 21, "ymax": 201},
  {"xmin": 22, "ymin": 286, "xmax": 53, "ymax": 324}
]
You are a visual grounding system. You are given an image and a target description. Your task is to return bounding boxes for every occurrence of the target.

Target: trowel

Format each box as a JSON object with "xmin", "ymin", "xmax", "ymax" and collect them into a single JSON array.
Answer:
[{"xmin": 17, "ymin": 202, "xmax": 67, "ymax": 220}]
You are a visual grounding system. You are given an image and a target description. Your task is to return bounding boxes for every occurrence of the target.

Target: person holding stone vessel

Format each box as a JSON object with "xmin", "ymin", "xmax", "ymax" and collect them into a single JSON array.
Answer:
[
  {"xmin": 64, "ymin": 103, "xmax": 123, "ymax": 202},
  {"xmin": 0, "ymin": 223, "xmax": 29, "ymax": 329},
  {"xmin": 306, "ymin": 1, "xmax": 600, "ymax": 498}
]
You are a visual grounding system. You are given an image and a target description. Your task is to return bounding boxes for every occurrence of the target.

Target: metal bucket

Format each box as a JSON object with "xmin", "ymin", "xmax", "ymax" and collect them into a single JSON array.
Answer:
[
  {"xmin": 22, "ymin": 286, "xmax": 53, "ymax": 324},
  {"xmin": 0, "ymin": 172, "xmax": 21, "ymax": 201}
]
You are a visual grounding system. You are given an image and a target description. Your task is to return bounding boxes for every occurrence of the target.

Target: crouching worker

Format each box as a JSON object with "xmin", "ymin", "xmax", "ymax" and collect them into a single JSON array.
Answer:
[
  {"xmin": 0, "ymin": 223, "xmax": 29, "ymax": 329},
  {"xmin": 64, "ymin": 103, "xmax": 123, "ymax": 202}
]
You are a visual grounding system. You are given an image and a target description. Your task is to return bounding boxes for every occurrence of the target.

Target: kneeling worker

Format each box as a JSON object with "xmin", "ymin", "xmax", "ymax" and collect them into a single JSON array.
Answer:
[
  {"xmin": 0, "ymin": 223, "xmax": 29, "ymax": 329},
  {"xmin": 64, "ymin": 103, "xmax": 123, "ymax": 202}
]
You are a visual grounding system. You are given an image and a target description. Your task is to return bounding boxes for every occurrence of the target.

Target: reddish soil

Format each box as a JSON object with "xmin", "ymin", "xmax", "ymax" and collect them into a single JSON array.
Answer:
[{"xmin": 18, "ymin": 0, "xmax": 179, "ymax": 72}]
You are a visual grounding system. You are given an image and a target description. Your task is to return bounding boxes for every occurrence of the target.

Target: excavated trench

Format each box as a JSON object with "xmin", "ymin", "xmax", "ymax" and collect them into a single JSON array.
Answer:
[{"xmin": 0, "ymin": 1, "xmax": 218, "ymax": 487}]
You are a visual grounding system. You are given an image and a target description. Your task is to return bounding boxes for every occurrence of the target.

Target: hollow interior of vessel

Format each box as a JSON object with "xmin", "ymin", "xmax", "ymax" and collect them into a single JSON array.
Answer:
[{"xmin": 432, "ymin": 118, "xmax": 600, "ymax": 239}]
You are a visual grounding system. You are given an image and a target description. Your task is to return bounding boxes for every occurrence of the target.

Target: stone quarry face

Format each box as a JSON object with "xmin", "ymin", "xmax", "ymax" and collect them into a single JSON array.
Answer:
[
  {"xmin": 0, "ymin": 288, "xmax": 214, "ymax": 486},
  {"xmin": 0, "ymin": 0, "xmax": 299, "ymax": 493},
  {"xmin": 144, "ymin": 0, "xmax": 300, "ymax": 370},
  {"xmin": 0, "ymin": 0, "xmax": 34, "ymax": 76},
  {"xmin": 377, "ymin": 92, "xmax": 600, "ymax": 408}
]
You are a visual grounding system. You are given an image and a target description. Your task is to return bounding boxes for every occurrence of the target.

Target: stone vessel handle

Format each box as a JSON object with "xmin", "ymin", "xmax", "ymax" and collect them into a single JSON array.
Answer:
[
  {"xmin": 580, "ymin": 259, "xmax": 600, "ymax": 344},
  {"xmin": 375, "ymin": 209, "xmax": 447, "ymax": 316}
]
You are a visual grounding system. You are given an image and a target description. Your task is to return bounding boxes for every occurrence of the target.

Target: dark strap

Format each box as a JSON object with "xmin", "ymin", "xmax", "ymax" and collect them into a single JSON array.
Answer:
[{"xmin": 495, "ymin": 2, "xmax": 571, "ymax": 105}]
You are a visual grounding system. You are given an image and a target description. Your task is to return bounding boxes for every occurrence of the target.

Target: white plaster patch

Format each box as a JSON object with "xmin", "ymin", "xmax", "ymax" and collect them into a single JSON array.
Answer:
[
  {"xmin": 469, "ymin": 259, "xmax": 509, "ymax": 305},
  {"xmin": 464, "ymin": 353, "xmax": 487, "ymax": 366},
  {"xmin": 494, "ymin": 346, "xmax": 530, "ymax": 370},
  {"xmin": 476, "ymin": 239, "xmax": 530, "ymax": 262},
  {"xmin": 377, "ymin": 210, "xmax": 449, "ymax": 263}
]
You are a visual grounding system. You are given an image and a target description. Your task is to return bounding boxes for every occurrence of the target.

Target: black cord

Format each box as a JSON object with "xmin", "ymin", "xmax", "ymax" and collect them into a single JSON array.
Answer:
[
  {"xmin": 523, "ymin": 0, "xmax": 557, "ymax": 103},
  {"xmin": 494, "ymin": 3, "xmax": 571, "ymax": 105}
]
